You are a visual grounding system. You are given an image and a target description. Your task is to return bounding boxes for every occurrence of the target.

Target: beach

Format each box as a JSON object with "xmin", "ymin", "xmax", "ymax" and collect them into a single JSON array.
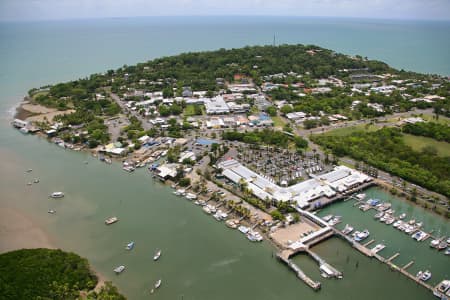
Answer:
[{"xmin": 0, "ymin": 206, "xmax": 54, "ymax": 253}]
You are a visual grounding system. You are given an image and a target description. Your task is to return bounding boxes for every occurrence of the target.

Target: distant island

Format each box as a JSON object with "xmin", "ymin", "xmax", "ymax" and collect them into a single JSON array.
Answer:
[{"xmin": 0, "ymin": 248, "xmax": 125, "ymax": 299}]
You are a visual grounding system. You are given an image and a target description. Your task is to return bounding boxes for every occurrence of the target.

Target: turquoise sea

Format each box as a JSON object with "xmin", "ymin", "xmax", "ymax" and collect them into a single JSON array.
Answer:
[{"xmin": 0, "ymin": 17, "xmax": 449, "ymax": 300}]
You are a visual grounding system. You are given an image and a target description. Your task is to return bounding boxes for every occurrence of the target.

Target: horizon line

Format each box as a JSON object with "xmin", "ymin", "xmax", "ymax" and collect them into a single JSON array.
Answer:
[{"xmin": 1, "ymin": 14, "xmax": 450, "ymax": 23}]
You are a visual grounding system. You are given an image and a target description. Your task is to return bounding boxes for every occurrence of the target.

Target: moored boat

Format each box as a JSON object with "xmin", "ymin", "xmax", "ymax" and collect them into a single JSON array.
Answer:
[
  {"xmin": 154, "ymin": 279, "xmax": 161, "ymax": 289},
  {"xmin": 374, "ymin": 212, "xmax": 384, "ymax": 219},
  {"xmin": 354, "ymin": 229, "xmax": 370, "ymax": 242},
  {"xmin": 105, "ymin": 216, "xmax": 119, "ymax": 225},
  {"xmin": 342, "ymin": 224, "xmax": 354, "ymax": 235},
  {"xmin": 153, "ymin": 249, "xmax": 161, "ymax": 261},
  {"xmin": 50, "ymin": 192, "xmax": 64, "ymax": 198},
  {"xmin": 398, "ymin": 213, "xmax": 406, "ymax": 220},
  {"xmin": 125, "ymin": 241, "xmax": 135, "ymax": 250},
  {"xmin": 421, "ymin": 270, "xmax": 432, "ymax": 281},
  {"xmin": 430, "ymin": 239, "xmax": 440, "ymax": 248},
  {"xmin": 438, "ymin": 241, "xmax": 447, "ymax": 250},
  {"xmin": 114, "ymin": 265, "xmax": 125, "ymax": 274}
]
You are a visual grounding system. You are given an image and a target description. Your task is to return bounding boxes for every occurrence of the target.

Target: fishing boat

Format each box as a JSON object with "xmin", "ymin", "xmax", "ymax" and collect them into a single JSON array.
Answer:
[
  {"xmin": 398, "ymin": 213, "xmax": 406, "ymax": 220},
  {"xmin": 153, "ymin": 249, "xmax": 161, "ymax": 261},
  {"xmin": 50, "ymin": 192, "xmax": 64, "ymax": 198},
  {"xmin": 125, "ymin": 242, "xmax": 135, "ymax": 250},
  {"xmin": 421, "ymin": 270, "xmax": 432, "ymax": 281},
  {"xmin": 114, "ymin": 265, "xmax": 125, "ymax": 274},
  {"xmin": 105, "ymin": 216, "xmax": 119, "ymax": 225},
  {"xmin": 48, "ymin": 209, "xmax": 56, "ymax": 214}
]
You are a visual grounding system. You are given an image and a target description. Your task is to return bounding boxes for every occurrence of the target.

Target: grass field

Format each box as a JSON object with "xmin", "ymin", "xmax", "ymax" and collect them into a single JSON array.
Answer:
[
  {"xmin": 402, "ymin": 133, "xmax": 450, "ymax": 157},
  {"xmin": 271, "ymin": 116, "xmax": 286, "ymax": 128},
  {"xmin": 320, "ymin": 124, "xmax": 378, "ymax": 136},
  {"xmin": 183, "ymin": 104, "xmax": 203, "ymax": 116}
]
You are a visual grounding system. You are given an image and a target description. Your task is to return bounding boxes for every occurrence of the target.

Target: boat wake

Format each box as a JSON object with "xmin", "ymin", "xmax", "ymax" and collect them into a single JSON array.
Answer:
[{"xmin": 210, "ymin": 257, "xmax": 240, "ymax": 269}]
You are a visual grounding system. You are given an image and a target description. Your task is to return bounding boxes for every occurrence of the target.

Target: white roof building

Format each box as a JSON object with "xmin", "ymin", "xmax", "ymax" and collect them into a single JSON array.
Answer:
[{"xmin": 204, "ymin": 96, "xmax": 230, "ymax": 114}]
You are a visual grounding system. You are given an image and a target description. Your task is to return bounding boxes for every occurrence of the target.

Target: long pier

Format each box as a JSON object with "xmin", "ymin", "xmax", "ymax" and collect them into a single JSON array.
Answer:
[
  {"xmin": 276, "ymin": 252, "xmax": 321, "ymax": 291},
  {"xmin": 333, "ymin": 228, "xmax": 436, "ymax": 295}
]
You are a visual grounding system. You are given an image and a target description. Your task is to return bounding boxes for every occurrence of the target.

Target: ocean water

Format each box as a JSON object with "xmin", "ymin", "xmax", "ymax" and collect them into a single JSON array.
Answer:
[{"xmin": 0, "ymin": 17, "xmax": 449, "ymax": 300}]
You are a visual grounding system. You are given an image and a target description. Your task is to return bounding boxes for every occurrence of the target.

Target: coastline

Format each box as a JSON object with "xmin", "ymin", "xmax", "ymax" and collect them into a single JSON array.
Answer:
[{"xmin": 0, "ymin": 206, "xmax": 54, "ymax": 253}]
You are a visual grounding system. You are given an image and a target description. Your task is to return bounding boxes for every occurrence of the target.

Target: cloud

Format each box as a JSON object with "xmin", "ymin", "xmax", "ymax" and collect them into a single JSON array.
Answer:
[{"xmin": 0, "ymin": 0, "xmax": 449, "ymax": 21}]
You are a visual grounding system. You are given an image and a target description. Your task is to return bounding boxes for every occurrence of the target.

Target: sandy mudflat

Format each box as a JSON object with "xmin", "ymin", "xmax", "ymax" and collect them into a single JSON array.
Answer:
[{"xmin": 0, "ymin": 207, "xmax": 54, "ymax": 253}]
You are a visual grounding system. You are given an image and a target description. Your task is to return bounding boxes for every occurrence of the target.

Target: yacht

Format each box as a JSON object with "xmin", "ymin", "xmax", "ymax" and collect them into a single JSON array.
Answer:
[
  {"xmin": 238, "ymin": 225, "xmax": 250, "ymax": 234},
  {"xmin": 393, "ymin": 220, "xmax": 402, "ymax": 228},
  {"xmin": 185, "ymin": 193, "xmax": 197, "ymax": 200},
  {"xmin": 114, "ymin": 265, "xmax": 125, "ymax": 274},
  {"xmin": 153, "ymin": 249, "xmax": 161, "ymax": 261},
  {"xmin": 225, "ymin": 219, "xmax": 239, "ymax": 229},
  {"xmin": 421, "ymin": 270, "xmax": 432, "ymax": 281},
  {"xmin": 354, "ymin": 230, "xmax": 370, "ymax": 242},
  {"xmin": 125, "ymin": 242, "xmax": 135, "ymax": 250},
  {"xmin": 436, "ymin": 280, "xmax": 450, "ymax": 293},
  {"xmin": 105, "ymin": 216, "xmax": 119, "ymax": 225},
  {"xmin": 371, "ymin": 244, "xmax": 385, "ymax": 253},
  {"xmin": 438, "ymin": 241, "xmax": 448, "ymax": 251},
  {"xmin": 430, "ymin": 239, "xmax": 440, "ymax": 248},
  {"xmin": 398, "ymin": 213, "xmax": 406, "ymax": 220},
  {"xmin": 342, "ymin": 224, "xmax": 354, "ymax": 235},
  {"xmin": 374, "ymin": 212, "xmax": 384, "ymax": 219},
  {"xmin": 50, "ymin": 192, "xmax": 64, "ymax": 198},
  {"xmin": 322, "ymin": 214, "xmax": 333, "ymax": 222},
  {"xmin": 405, "ymin": 225, "xmax": 416, "ymax": 234},
  {"xmin": 356, "ymin": 193, "xmax": 366, "ymax": 200},
  {"xmin": 247, "ymin": 230, "xmax": 263, "ymax": 242}
]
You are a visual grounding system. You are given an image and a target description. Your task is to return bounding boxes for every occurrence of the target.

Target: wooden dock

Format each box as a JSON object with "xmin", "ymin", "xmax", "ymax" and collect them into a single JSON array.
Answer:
[
  {"xmin": 387, "ymin": 252, "xmax": 400, "ymax": 263},
  {"xmin": 402, "ymin": 260, "xmax": 414, "ymax": 270},
  {"xmin": 363, "ymin": 239, "xmax": 375, "ymax": 247}
]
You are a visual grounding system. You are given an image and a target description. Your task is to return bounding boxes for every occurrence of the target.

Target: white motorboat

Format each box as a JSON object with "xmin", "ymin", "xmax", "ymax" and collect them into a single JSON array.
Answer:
[
  {"xmin": 322, "ymin": 214, "xmax": 333, "ymax": 222},
  {"xmin": 153, "ymin": 249, "xmax": 161, "ymax": 261},
  {"xmin": 154, "ymin": 279, "xmax": 161, "ymax": 289},
  {"xmin": 398, "ymin": 213, "xmax": 406, "ymax": 220},
  {"xmin": 126, "ymin": 242, "xmax": 135, "ymax": 250},
  {"xmin": 430, "ymin": 239, "xmax": 440, "ymax": 248},
  {"xmin": 48, "ymin": 209, "xmax": 56, "ymax": 214},
  {"xmin": 185, "ymin": 193, "xmax": 197, "ymax": 200},
  {"xmin": 105, "ymin": 216, "xmax": 119, "ymax": 225},
  {"xmin": 342, "ymin": 224, "xmax": 354, "ymax": 235},
  {"xmin": 238, "ymin": 225, "xmax": 249, "ymax": 234},
  {"xmin": 114, "ymin": 265, "xmax": 125, "ymax": 274},
  {"xmin": 393, "ymin": 220, "xmax": 402, "ymax": 228},
  {"xmin": 421, "ymin": 270, "xmax": 432, "ymax": 281},
  {"xmin": 354, "ymin": 229, "xmax": 370, "ymax": 242},
  {"xmin": 50, "ymin": 192, "xmax": 64, "ymax": 198}
]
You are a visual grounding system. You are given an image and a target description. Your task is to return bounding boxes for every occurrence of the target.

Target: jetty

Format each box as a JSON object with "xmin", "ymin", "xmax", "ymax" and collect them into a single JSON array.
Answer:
[{"xmin": 276, "ymin": 252, "xmax": 321, "ymax": 291}]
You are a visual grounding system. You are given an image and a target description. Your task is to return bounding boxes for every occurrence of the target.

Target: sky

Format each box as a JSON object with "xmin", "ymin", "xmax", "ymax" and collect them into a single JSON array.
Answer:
[{"xmin": 1, "ymin": 0, "xmax": 450, "ymax": 22}]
